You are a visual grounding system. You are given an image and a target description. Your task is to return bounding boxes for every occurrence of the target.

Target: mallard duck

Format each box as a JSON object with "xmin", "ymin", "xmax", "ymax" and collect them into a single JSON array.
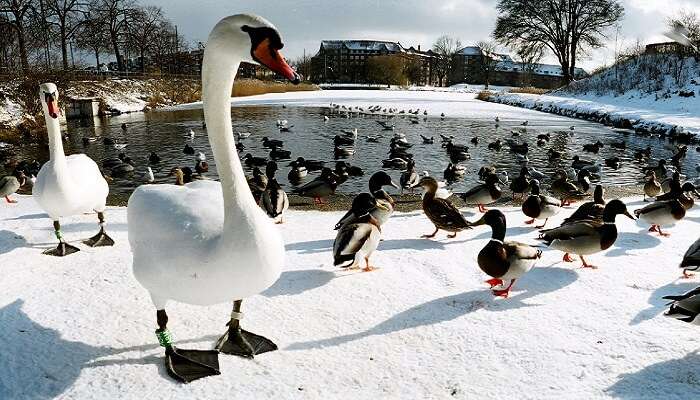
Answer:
[
  {"xmin": 488, "ymin": 140, "xmax": 502, "ymax": 151},
  {"xmin": 247, "ymin": 167, "xmax": 268, "ymax": 202},
  {"xmin": 657, "ymin": 172, "xmax": 682, "ymax": 200},
  {"xmin": 261, "ymin": 178, "xmax": 289, "ymax": 224},
  {"xmin": 420, "ymin": 135, "xmax": 434, "ymax": 144},
  {"xmin": 582, "ymin": 141, "xmax": 603, "ymax": 153},
  {"xmin": 0, "ymin": 171, "xmax": 26, "ymax": 203},
  {"xmin": 333, "ymin": 193, "xmax": 384, "ymax": 272},
  {"xmin": 244, "ymin": 153, "xmax": 267, "ymax": 167},
  {"xmin": 539, "ymin": 199, "xmax": 634, "ymax": 268},
  {"xmin": 461, "ymin": 173, "xmax": 502, "ymax": 213},
  {"xmin": 443, "ymin": 163, "xmax": 465, "ymax": 182},
  {"xmin": 559, "ymin": 185, "xmax": 606, "ymax": 226},
  {"xmin": 521, "ymin": 179, "xmax": 561, "ymax": 228},
  {"xmin": 663, "ymin": 286, "xmax": 700, "ymax": 324},
  {"xmin": 335, "ymin": 146, "xmax": 355, "ymax": 158},
  {"xmin": 149, "ymin": 152, "xmax": 161, "ymax": 164},
  {"xmin": 471, "ymin": 137, "xmax": 479, "ymax": 145},
  {"xmin": 288, "ymin": 162, "xmax": 308, "ymax": 183},
  {"xmin": 509, "ymin": 166, "xmax": 531, "ymax": 200},
  {"xmin": 576, "ymin": 169, "xmax": 592, "ymax": 192},
  {"xmin": 605, "ymin": 157, "xmax": 621, "ymax": 169},
  {"xmin": 293, "ymin": 168, "xmax": 339, "ymax": 204},
  {"xmin": 644, "ymin": 159, "xmax": 668, "ymax": 178},
  {"xmin": 472, "ymin": 210, "xmax": 542, "ymax": 298},
  {"xmin": 269, "ymin": 147, "xmax": 292, "ymax": 160},
  {"xmin": 418, "ymin": 176, "xmax": 471, "ymax": 239},
  {"xmin": 400, "ymin": 160, "xmax": 419, "ymax": 193},
  {"xmin": 334, "ymin": 135, "xmax": 355, "ymax": 146},
  {"xmin": 548, "ymin": 149, "xmax": 562, "ymax": 161},
  {"xmin": 334, "ymin": 171, "xmax": 398, "ymax": 229},
  {"xmin": 571, "ymin": 156, "xmax": 600, "ymax": 172},
  {"xmin": 634, "ymin": 199, "xmax": 686, "ymax": 237},
  {"xmin": 679, "ymin": 237, "xmax": 700, "ymax": 279},
  {"xmin": 382, "ymin": 157, "xmax": 408, "ymax": 169},
  {"xmin": 293, "ymin": 157, "xmax": 324, "ymax": 172},
  {"xmin": 643, "ymin": 171, "xmax": 662, "ymax": 201},
  {"xmin": 336, "ymin": 161, "xmax": 363, "ymax": 177},
  {"xmin": 634, "ymin": 146, "xmax": 652, "ymax": 160},
  {"xmin": 551, "ymin": 170, "xmax": 588, "ymax": 206},
  {"xmin": 183, "ymin": 144, "xmax": 195, "ymax": 155}
]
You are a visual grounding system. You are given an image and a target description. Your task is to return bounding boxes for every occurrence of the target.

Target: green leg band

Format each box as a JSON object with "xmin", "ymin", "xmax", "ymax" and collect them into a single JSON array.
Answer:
[{"xmin": 156, "ymin": 329, "xmax": 173, "ymax": 348}]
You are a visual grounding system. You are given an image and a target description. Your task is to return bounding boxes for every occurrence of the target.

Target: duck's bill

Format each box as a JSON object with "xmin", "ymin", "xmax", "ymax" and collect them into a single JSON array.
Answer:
[
  {"xmin": 624, "ymin": 211, "xmax": 635, "ymax": 220},
  {"xmin": 376, "ymin": 203, "xmax": 390, "ymax": 211},
  {"xmin": 252, "ymin": 39, "xmax": 301, "ymax": 84}
]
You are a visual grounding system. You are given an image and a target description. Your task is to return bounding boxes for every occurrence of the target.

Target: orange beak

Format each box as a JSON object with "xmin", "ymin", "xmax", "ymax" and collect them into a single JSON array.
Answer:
[
  {"xmin": 252, "ymin": 39, "xmax": 301, "ymax": 84},
  {"xmin": 45, "ymin": 93, "xmax": 59, "ymax": 119}
]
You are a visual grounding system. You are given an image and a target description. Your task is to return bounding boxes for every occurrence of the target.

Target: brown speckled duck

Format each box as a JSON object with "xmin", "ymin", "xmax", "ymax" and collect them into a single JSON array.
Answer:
[
  {"xmin": 419, "ymin": 176, "xmax": 472, "ymax": 239},
  {"xmin": 472, "ymin": 210, "xmax": 542, "ymax": 298}
]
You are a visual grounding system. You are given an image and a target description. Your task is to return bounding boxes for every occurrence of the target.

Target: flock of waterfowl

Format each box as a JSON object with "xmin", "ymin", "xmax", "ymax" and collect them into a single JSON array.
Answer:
[{"xmin": 1, "ymin": 14, "xmax": 699, "ymax": 385}]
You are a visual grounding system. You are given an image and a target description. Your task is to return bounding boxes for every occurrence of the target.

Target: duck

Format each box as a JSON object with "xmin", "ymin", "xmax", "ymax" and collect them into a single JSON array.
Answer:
[
  {"xmin": 679, "ymin": 237, "xmax": 700, "ymax": 279},
  {"xmin": 605, "ymin": 157, "xmax": 621, "ymax": 169},
  {"xmin": 460, "ymin": 173, "xmax": 502, "ymax": 213},
  {"xmin": 400, "ymin": 160, "xmax": 420, "ymax": 193},
  {"xmin": 269, "ymin": 147, "xmax": 292, "ymax": 160},
  {"xmin": 443, "ymin": 163, "xmax": 465, "ymax": 182},
  {"xmin": 472, "ymin": 210, "xmax": 542, "ymax": 298},
  {"xmin": 526, "ymin": 165, "xmax": 547, "ymax": 180},
  {"xmin": 34, "ymin": 83, "xmax": 114, "ymax": 257},
  {"xmin": 126, "ymin": 14, "xmax": 300, "ymax": 383},
  {"xmin": 102, "ymin": 153, "xmax": 126, "ymax": 169},
  {"xmin": 334, "ymin": 146, "xmax": 355, "ymax": 158},
  {"xmin": 0, "ymin": 170, "xmax": 26, "ymax": 203},
  {"xmin": 644, "ymin": 159, "xmax": 668, "ymax": 178},
  {"xmin": 540, "ymin": 199, "xmax": 634, "ymax": 268},
  {"xmin": 334, "ymin": 135, "xmax": 354, "ymax": 146},
  {"xmin": 287, "ymin": 161, "xmax": 308, "ymax": 183},
  {"xmin": 419, "ymin": 176, "xmax": 471, "ymax": 238},
  {"xmin": 335, "ymin": 171, "xmax": 398, "ymax": 229},
  {"xmin": 195, "ymin": 159, "xmax": 209, "ymax": 174},
  {"xmin": 509, "ymin": 166, "xmax": 531, "ymax": 200},
  {"xmin": 643, "ymin": 171, "xmax": 662, "ymax": 201},
  {"xmin": 663, "ymin": 286, "xmax": 700, "ymax": 324},
  {"xmin": 149, "ymin": 152, "xmax": 161, "ymax": 164},
  {"xmin": 243, "ymin": 153, "xmax": 268, "ymax": 167},
  {"xmin": 382, "ymin": 158, "xmax": 408, "ymax": 169},
  {"xmin": 333, "ymin": 193, "xmax": 383, "ymax": 272},
  {"xmin": 634, "ymin": 199, "xmax": 686, "ymax": 236},
  {"xmin": 576, "ymin": 169, "xmax": 593, "ymax": 193},
  {"xmin": 183, "ymin": 143, "xmax": 195, "ymax": 155},
  {"xmin": 247, "ymin": 167, "xmax": 268, "ymax": 203},
  {"xmin": 582, "ymin": 141, "xmax": 603, "ymax": 153},
  {"xmin": 103, "ymin": 137, "xmax": 116, "ymax": 145},
  {"xmin": 610, "ymin": 140, "xmax": 626, "ymax": 149},
  {"xmin": 571, "ymin": 156, "xmax": 598, "ymax": 172},
  {"xmin": 521, "ymin": 179, "xmax": 561, "ymax": 228},
  {"xmin": 548, "ymin": 149, "xmax": 562, "ymax": 161},
  {"xmin": 421, "ymin": 172, "xmax": 452, "ymax": 200},
  {"xmin": 262, "ymin": 137, "xmax": 283, "ymax": 149},
  {"xmin": 293, "ymin": 157, "xmax": 324, "ymax": 172},
  {"xmin": 558, "ymin": 185, "xmax": 606, "ymax": 226},
  {"xmin": 551, "ymin": 170, "xmax": 587, "ymax": 206},
  {"xmin": 294, "ymin": 167, "xmax": 339, "ymax": 204},
  {"xmin": 487, "ymin": 140, "xmax": 502, "ymax": 151},
  {"xmin": 366, "ymin": 135, "xmax": 380, "ymax": 143},
  {"xmin": 420, "ymin": 135, "xmax": 434, "ymax": 144},
  {"xmin": 111, "ymin": 158, "xmax": 135, "ymax": 177},
  {"xmin": 471, "ymin": 137, "xmax": 479, "ymax": 145},
  {"xmin": 261, "ymin": 178, "xmax": 288, "ymax": 224},
  {"xmin": 634, "ymin": 146, "xmax": 652, "ymax": 160},
  {"xmin": 336, "ymin": 161, "xmax": 364, "ymax": 177}
]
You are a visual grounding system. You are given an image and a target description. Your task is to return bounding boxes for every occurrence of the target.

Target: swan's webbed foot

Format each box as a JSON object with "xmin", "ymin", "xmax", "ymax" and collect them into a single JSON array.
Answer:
[
  {"xmin": 215, "ymin": 326, "xmax": 277, "ymax": 358},
  {"xmin": 44, "ymin": 241, "xmax": 80, "ymax": 257},
  {"xmin": 83, "ymin": 227, "xmax": 115, "ymax": 247},
  {"xmin": 164, "ymin": 346, "xmax": 221, "ymax": 384}
]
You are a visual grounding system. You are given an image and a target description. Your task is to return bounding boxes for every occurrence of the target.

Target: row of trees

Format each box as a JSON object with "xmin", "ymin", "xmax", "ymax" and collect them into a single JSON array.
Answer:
[{"xmin": 0, "ymin": 0, "xmax": 188, "ymax": 74}]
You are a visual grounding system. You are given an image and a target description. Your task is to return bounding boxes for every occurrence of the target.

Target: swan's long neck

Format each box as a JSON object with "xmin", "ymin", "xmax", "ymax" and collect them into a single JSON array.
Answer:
[
  {"xmin": 202, "ymin": 33, "xmax": 258, "ymax": 229},
  {"xmin": 45, "ymin": 112, "xmax": 67, "ymax": 167}
]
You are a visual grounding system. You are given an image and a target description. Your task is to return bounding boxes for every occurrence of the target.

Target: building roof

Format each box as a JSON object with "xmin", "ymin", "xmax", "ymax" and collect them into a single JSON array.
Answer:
[
  {"xmin": 320, "ymin": 40, "xmax": 405, "ymax": 53},
  {"xmin": 495, "ymin": 60, "xmax": 587, "ymax": 77}
]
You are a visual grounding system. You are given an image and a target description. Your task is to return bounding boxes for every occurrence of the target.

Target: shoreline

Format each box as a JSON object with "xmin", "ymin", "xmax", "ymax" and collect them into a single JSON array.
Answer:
[{"xmin": 102, "ymin": 183, "xmax": 645, "ymax": 210}]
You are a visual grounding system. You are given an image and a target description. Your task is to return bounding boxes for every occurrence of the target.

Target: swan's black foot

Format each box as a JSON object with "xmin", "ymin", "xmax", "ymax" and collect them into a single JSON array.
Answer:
[
  {"xmin": 215, "ymin": 327, "xmax": 277, "ymax": 358},
  {"xmin": 43, "ymin": 242, "xmax": 80, "ymax": 257},
  {"xmin": 165, "ymin": 346, "xmax": 221, "ymax": 384},
  {"xmin": 83, "ymin": 228, "xmax": 114, "ymax": 247}
]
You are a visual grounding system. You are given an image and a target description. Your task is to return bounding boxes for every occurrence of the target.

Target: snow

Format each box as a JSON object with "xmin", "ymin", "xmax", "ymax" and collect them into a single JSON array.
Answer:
[
  {"xmin": 173, "ymin": 89, "xmax": 563, "ymax": 122},
  {"xmin": 1, "ymin": 194, "xmax": 699, "ymax": 399}
]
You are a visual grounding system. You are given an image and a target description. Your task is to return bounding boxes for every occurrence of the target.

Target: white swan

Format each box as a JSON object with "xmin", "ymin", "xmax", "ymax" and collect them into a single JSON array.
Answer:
[
  {"xmin": 127, "ymin": 14, "xmax": 300, "ymax": 383},
  {"xmin": 33, "ymin": 83, "xmax": 114, "ymax": 256}
]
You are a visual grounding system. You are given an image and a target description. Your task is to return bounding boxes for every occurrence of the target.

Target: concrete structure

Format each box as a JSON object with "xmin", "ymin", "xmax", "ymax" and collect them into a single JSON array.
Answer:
[{"xmin": 65, "ymin": 97, "xmax": 100, "ymax": 119}]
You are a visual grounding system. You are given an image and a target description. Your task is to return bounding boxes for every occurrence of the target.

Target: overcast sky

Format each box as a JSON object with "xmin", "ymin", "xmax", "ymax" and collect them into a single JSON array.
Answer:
[{"xmin": 148, "ymin": 0, "xmax": 700, "ymax": 71}]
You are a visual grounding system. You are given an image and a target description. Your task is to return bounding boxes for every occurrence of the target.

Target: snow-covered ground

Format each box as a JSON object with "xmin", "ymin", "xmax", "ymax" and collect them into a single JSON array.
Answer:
[
  {"xmin": 1, "ymin": 195, "xmax": 699, "ymax": 399},
  {"xmin": 173, "ymin": 89, "xmax": 569, "ymax": 124}
]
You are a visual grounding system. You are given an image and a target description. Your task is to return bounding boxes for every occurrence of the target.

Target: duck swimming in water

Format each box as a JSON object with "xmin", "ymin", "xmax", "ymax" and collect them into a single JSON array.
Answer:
[{"xmin": 472, "ymin": 210, "xmax": 542, "ymax": 298}]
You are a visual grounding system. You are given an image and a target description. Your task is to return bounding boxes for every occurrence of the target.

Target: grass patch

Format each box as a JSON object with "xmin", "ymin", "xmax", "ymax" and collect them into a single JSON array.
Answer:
[
  {"xmin": 232, "ymin": 79, "xmax": 319, "ymax": 97},
  {"xmin": 508, "ymin": 87, "xmax": 549, "ymax": 95}
]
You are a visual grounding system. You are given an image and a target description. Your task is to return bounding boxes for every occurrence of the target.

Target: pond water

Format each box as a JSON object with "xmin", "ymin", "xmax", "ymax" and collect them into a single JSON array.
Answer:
[{"xmin": 3, "ymin": 104, "xmax": 698, "ymax": 203}]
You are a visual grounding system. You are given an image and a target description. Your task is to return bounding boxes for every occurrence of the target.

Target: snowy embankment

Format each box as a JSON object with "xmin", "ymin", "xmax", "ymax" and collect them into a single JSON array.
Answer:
[
  {"xmin": 1, "ymin": 195, "xmax": 699, "ymax": 399},
  {"xmin": 489, "ymin": 54, "xmax": 700, "ymax": 138},
  {"xmin": 173, "ymin": 89, "xmax": 569, "ymax": 124}
]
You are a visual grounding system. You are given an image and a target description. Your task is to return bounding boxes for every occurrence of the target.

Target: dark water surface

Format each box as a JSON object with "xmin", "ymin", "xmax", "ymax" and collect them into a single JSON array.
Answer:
[{"xmin": 3, "ymin": 105, "xmax": 698, "ymax": 203}]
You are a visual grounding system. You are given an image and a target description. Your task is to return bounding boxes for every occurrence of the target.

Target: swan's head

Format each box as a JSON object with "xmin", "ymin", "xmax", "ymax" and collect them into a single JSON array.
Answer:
[
  {"xmin": 212, "ymin": 14, "xmax": 300, "ymax": 83},
  {"xmin": 39, "ymin": 82, "xmax": 60, "ymax": 119}
]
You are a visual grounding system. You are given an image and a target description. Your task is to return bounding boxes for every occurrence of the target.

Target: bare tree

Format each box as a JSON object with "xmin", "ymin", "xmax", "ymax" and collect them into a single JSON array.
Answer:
[
  {"xmin": 515, "ymin": 43, "xmax": 544, "ymax": 86},
  {"xmin": 45, "ymin": 0, "xmax": 89, "ymax": 69},
  {"xmin": 494, "ymin": 0, "xmax": 624, "ymax": 83},
  {"xmin": 0, "ymin": 0, "xmax": 36, "ymax": 72},
  {"xmin": 667, "ymin": 9, "xmax": 700, "ymax": 55},
  {"xmin": 75, "ymin": 9, "xmax": 108, "ymax": 68},
  {"xmin": 476, "ymin": 41, "xmax": 500, "ymax": 89},
  {"xmin": 432, "ymin": 35, "xmax": 462, "ymax": 86},
  {"xmin": 96, "ymin": 0, "xmax": 132, "ymax": 71},
  {"xmin": 127, "ymin": 5, "xmax": 163, "ymax": 72}
]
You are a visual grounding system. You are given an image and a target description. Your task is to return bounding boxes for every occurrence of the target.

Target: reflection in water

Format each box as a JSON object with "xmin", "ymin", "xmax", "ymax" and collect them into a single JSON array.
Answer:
[{"xmin": 3, "ymin": 105, "xmax": 698, "ymax": 203}]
